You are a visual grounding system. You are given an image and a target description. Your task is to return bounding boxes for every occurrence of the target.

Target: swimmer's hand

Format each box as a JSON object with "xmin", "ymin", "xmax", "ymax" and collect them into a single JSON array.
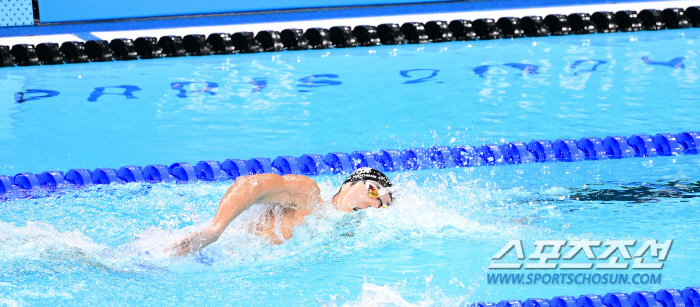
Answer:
[{"xmin": 165, "ymin": 226, "xmax": 222, "ymax": 257}]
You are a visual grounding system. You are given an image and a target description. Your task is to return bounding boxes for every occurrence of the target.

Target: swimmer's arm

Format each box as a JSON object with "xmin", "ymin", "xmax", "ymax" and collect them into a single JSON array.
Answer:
[{"xmin": 168, "ymin": 173, "xmax": 320, "ymax": 255}]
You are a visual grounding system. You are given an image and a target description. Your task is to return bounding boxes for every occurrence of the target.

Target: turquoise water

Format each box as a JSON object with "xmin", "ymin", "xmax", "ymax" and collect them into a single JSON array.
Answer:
[
  {"xmin": 1, "ymin": 28, "xmax": 700, "ymax": 305},
  {"xmin": 2, "ymin": 29, "xmax": 699, "ymax": 174}
]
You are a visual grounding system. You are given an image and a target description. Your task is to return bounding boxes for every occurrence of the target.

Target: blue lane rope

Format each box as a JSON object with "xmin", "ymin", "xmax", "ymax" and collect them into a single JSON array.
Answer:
[
  {"xmin": 1, "ymin": 131, "xmax": 699, "ymax": 198},
  {"xmin": 474, "ymin": 287, "xmax": 699, "ymax": 307}
]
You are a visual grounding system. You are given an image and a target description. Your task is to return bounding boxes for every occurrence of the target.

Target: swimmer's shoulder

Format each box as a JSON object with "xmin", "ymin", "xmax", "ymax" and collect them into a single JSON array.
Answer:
[
  {"xmin": 282, "ymin": 175, "xmax": 323, "ymax": 210},
  {"xmin": 239, "ymin": 173, "xmax": 316, "ymax": 187},
  {"xmin": 276, "ymin": 174, "xmax": 318, "ymax": 193},
  {"xmin": 235, "ymin": 173, "xmax": 321, "ymax": 207}
]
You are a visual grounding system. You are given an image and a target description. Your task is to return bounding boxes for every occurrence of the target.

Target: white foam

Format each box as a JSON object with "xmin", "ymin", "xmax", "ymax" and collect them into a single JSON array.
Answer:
[
  {"xmin": 0, "ymin": 170, "xmax": 566, "ymax": 273},
  {"xmin": 320, "ymin": 279, "xmax": 471, "ymax": 307},
  {"xmin": 0, "ymin": 298, "xmax": 21, "ymax": 307},
  {"xmin": 344, "ymin": 283, "xmax": 430, "ymax": 307},
  {"xmin": 0, "ymin": 221, "xmax": 106, "ymax": 262}
]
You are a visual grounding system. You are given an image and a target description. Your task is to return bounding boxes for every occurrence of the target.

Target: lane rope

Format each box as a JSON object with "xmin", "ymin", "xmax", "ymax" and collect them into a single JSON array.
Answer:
[{"xmin": 2, "ymin": 132, "xmax": 698, "ymax": 198}]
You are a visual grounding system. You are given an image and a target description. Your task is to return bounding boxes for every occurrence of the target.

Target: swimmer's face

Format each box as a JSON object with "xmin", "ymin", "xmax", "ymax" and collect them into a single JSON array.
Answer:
[{"xmin": 333, "ymin": 181, "xmax": 393, "ymax": 212}]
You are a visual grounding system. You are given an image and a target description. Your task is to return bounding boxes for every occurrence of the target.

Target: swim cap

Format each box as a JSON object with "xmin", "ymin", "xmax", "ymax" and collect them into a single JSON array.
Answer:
[{"xmin": 343, "ymin": 167, "xmax": 392, "ymax": 188}]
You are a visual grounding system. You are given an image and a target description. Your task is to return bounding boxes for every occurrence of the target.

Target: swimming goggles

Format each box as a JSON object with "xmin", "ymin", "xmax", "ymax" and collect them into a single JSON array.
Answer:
[{"xmin": 365, "ymin": 181, "xmax": 390, "ymax": 208}]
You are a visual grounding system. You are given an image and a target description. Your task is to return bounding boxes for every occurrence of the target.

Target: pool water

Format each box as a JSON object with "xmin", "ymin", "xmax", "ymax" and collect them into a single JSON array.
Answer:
[
  {"xmin": 1, "ymin": 28, "xmax": 700, "ymax": 305},
  {"xmin": 2, "ymin": 29, "xmax": 699, "ymax": 173}
]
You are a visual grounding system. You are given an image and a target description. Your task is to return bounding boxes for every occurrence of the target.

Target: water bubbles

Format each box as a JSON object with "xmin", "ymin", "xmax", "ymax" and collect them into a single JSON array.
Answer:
[{"xmin": 4, "ymin": 158, "xmax": 698, "ymax": 304}]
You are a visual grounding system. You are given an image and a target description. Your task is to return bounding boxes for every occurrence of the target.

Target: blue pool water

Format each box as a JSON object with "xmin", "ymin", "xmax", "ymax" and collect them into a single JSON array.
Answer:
[
  {"xmin": 3, "ymin": 29, "xmax": 699, "ymax": 174},
  {"xmin": 1, "ymin": 28, "xmax": 700, "ymax": 305}
]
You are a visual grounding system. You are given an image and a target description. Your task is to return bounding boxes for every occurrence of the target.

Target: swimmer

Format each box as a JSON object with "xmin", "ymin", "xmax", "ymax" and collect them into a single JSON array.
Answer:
[{"xmin": 167, "ymin": 167, "xmax": 393, "ymax": 256}]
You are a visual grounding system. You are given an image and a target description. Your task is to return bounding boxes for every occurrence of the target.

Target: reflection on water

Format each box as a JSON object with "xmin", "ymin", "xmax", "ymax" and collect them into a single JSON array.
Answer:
[
  {"xmin": 570, "ymin": 180, "xmax": 700, "ymax": 203},
  {"xmin": 2, "ymin": 30, "xmax": 700, "ymax": 173}
]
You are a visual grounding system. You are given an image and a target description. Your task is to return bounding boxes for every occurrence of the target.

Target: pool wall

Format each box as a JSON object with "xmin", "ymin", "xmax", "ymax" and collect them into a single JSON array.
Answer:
[
  {"xmin": 36, "ymin": 0, "xmax": 450, "ymax": 23},
  {"xmin": 0, "ymin": 0, "xmax": 34, "ymax": 27},
  {"xmin": 2, "ymin": 0, "xmax": 691, "ymax": 30},
  {"xmin": 32, "ymin": 0, "xmax": 682, "ymax": 24}
]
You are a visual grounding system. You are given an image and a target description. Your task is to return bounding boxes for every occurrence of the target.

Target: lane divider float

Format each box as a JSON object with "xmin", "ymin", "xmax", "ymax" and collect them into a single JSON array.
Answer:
[
  {"xmin": 1, "ymin": 131, "xmax": 699, "ymax": 198},
  {"xmin": 1, "ymin": 7, "xmax": 700, "ymax": 67},
  {"xmin": 473, "ymin": 287, "xmax": 698, "ymax": 307}
]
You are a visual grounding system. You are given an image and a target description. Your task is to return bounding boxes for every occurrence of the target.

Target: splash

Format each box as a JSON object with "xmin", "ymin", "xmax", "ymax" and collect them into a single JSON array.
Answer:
[
  {"xmin": 0, "ymin": 170, "xmax": 550, "ymax": 272},
  {"xmin": 321, "ymin": 277, "xmax": 472, "ymax": 307},
  {"xmin": 0, "ymin": 221, "xmax": 106, "ymax": 264},
  {"xmin": 0, "ymin": 167, "xmax": 657, "ymax": 304}
]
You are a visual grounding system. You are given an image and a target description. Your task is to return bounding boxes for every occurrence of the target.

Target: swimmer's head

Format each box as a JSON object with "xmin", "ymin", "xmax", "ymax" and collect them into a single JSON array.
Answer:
[{"xmin": 332, "ymin": 168, "xmax": 394, "ymax": 212}]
